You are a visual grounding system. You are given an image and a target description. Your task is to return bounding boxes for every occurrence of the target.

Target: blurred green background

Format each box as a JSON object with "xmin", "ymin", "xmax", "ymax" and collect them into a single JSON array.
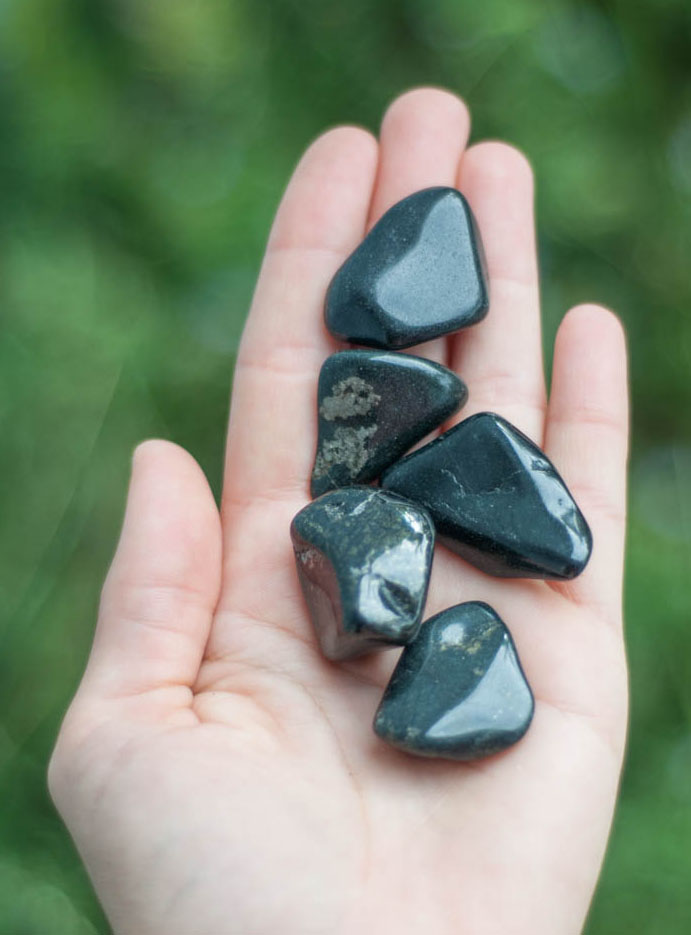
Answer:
[{"xmin": 0, "ymin": 0, "xmax": 689, "ymax": 931}]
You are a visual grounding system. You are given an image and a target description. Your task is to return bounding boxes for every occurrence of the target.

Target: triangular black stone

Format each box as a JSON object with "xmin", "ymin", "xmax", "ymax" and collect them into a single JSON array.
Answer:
[
  {"xmin": 374, "ymin": 602, "xmax": 534, "ymax": 761},
  {"xmin": 291, "ymin": 488, "xmax": 435, "ymax": 661},
  {"xmin": 381, "ymin": 412, "xmax": 592, "ymax": 580},
  {"xmin": 325, "ymin": 187, "xmax": 489, "ymax": 349},
  {"xmin": 310, "ymin": 350, "xmax": 467, "ymax": 497}
]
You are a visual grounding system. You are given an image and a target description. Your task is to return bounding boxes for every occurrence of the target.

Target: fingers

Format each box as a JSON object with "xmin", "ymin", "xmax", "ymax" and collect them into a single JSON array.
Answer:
[
  {"xmin": 210, "ymin": 89, "xmax": 472, "ymax": 659},
  {"xmin": 368, "ymin": 88, "xmax": 471, "ymax": 223},
  {"xmin": 368, "ymin": 88, "xmax": 471, "ymax": 365},
  {"xmin": 544, "ymin": 305, "xmax": 629, "ymax": 622},
  {"xmin": 82, "ymin": 441, "xmax": 222, "ymax": 698},
  {"xmin": 451, "ymin": 142, "xmax": 546, "ymax": 442},
  {"xmin": 222, "ymin": 89, "xmax": 471, "ymax": 514},
  {"xmin": 222, "ymin": 126, "xmax": 378, "ymax": 510}
]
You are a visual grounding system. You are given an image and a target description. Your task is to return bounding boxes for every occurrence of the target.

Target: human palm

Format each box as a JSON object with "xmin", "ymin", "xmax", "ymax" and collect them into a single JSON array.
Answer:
[{"xmin": 50, "ymin": 89, "xmax": 629, "ymax": 935}]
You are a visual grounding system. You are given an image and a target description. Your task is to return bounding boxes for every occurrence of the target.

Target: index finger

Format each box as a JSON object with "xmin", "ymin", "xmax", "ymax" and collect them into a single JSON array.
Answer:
[{"xmin": 221, "ymin": 127, "xmax": 379, "ymax": 515}]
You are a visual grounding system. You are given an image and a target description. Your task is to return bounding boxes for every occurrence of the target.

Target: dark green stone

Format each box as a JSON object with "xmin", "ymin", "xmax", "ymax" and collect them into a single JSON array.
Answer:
[
  {"xmin": 310, "ymin": 350, "xmax": 467, "ymax": 497},
  {"xmin": 291, "ymin": 488, "xmax": 435, "ymax": 661},
  {"xmin": 325, "ymin": 187, "xmax": 489, "ymax": 349},
  {"xmin": 381, "ymin": 412, "xmax": 592, "ymax": 580},
  {"xmin": 374, "ymin": 602, "xmax": 534, "ymax": 761}
]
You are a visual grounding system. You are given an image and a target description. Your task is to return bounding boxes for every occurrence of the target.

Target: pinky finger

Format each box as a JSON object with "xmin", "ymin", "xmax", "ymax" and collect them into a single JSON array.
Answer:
[{"xmin": 544, "ymin": 304, "xmax": 629, "ymax": 623}]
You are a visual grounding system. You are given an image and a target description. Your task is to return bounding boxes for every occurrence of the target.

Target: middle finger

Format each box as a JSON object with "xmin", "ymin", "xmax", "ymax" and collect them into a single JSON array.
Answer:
[{"xmin": 366, "ymin": 87, "xmax": 472, "ymax": 367}]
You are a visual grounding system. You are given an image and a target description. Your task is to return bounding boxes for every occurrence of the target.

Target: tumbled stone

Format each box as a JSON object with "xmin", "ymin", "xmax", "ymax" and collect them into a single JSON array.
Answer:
[
  {"xmin": 374, "ymin": 602, "xmax": 534, "ymax": 761},
  {"xmin": 325, "ymin": 187, "xmax": 489, "ymax": 349},
  {"xmin": 382, "ymin": 412, "xmax": 592, "ymax": 580},
  {"xmin": 291, "ymin": 488, "xmax": 435, "ymax": 660},
  {"xmin": 311, "ymin": 350, "xmax": 467, "ymax": 497}
]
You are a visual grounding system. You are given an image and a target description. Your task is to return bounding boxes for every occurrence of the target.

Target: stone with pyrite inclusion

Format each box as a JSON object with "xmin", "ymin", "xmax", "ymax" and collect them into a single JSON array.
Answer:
[
  {"xmin": 291, "ymin": 487, "xmax": 434, "ymax": 660},
  {"xmin": 325, "ymin": 187, "xmax": 489, "ymax": 349},
  {"xmin": 310, "ymin": 350, "xmax": 467, "ymax": 497},
  {"xmin": 374, "ymin": 602, "xmax": 534, "ymax": 761},
  {"xmin": 382, "ymin": 412, "xmax": 592, "ymax": 580}
]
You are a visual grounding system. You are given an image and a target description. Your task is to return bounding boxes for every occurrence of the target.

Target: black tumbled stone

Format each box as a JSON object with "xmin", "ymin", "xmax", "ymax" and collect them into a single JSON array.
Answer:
[
  {"xmin": 291, "ymin": 488, "xmax": 435, "ymax": 661},
  {"xmin": 325, "ymin": 187, "xmax": 489, "ymax": 349},
  {"xmin": 381, "ymin": 412, "xmax": 592, "ymax": 580},
  {"xmin": 374, "ymin": 602, "xmax": 534, "ymax": 761},
  {"xmin": 311, "ymin": 350, "xmax": 467, "ymax": 497}
]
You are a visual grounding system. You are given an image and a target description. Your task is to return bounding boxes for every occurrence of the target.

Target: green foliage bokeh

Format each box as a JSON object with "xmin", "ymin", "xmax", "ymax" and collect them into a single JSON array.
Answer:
[{"xmin": 0, "ymin": 0, "xmax": 689, "ymax": 931}]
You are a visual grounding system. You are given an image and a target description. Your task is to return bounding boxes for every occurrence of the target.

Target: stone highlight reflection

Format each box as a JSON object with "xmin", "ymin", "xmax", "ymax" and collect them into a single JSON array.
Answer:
[
  {"xmin": 311, "ymin": 350, "xmax": 467, "ymax": 497},
  {"xmin": 291, "ymin": 487, "xmax": 434, "ymax": 660},
  {"xmin": 382, "ymin": 411, "xmax": 592, "ymax": 580},
  {"xmin": 374, "ymin": 602, "xmax": 534, "ymax": 761},
  {"xmin": 325, "ymin": 187, "xmax": 489, "ymax": 349}
]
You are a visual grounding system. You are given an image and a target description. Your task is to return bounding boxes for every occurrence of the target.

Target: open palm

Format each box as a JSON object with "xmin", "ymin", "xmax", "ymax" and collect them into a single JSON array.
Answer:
[{"xmin": 50, "ymin": 89, "xmax": 629, "ymax": 935}]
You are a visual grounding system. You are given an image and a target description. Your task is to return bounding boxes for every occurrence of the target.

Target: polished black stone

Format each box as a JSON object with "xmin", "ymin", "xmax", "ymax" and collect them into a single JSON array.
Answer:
[
  {"xmin": 291, "ymin": 487, "xmax": 435, "ymax": 661},
  {"xmin": 382, "ymin": 412, "xmax": 592, "ymax": 580},
  {"xmin": 311, "ymin": 350, "xmax": 467, "ymax": 497},
  {"xmin": 325, "ymin": 187, "xmax": 489, "ymax": 349},
  {"xmin": 374, "ymin": 602, "xmax": 534, "ymax": 761}
]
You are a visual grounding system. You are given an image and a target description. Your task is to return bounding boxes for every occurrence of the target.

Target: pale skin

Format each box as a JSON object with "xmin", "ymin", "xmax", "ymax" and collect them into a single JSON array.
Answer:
[{"xmin": 49, "ymin": 88, "xmax": 630, "ymax": 935}]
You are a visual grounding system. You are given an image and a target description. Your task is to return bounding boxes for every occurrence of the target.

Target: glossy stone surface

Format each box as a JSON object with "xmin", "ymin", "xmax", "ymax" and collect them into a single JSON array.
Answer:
[
  {"xmin": 291, "ymin": 487, "xmax": 435, "ymax": 660},
  {"xmin": 325, "ymin": 187, "xmax": 489, "ymax": 349},
  {"xmin": 311, "ymin": 350, "xmax": 467, "ymax": 497},
  {"xmin": 374, "ymin": 602, "xmax": 534, "ymax": 761},
  {"xmin": 382, "ymin": 412, "xmax": 592, "ymax": 580}
]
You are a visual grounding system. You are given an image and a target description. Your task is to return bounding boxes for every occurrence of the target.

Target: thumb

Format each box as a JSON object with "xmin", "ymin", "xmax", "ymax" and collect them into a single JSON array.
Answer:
[{"xmin": 82, "ymin": 439, "xmax": 222, "ymax": 700}]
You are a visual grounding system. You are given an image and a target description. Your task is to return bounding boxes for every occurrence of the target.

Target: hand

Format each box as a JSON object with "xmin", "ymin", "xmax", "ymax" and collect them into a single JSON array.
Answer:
[{"xmin": 49, "ymin": 88, "xmax": 629, "ymax": 935}]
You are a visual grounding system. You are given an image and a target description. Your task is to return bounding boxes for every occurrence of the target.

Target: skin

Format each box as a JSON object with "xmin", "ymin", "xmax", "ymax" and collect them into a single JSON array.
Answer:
[{"xmin": 49, "ymin": 88, "xmax": 630, "ymax": 935}]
